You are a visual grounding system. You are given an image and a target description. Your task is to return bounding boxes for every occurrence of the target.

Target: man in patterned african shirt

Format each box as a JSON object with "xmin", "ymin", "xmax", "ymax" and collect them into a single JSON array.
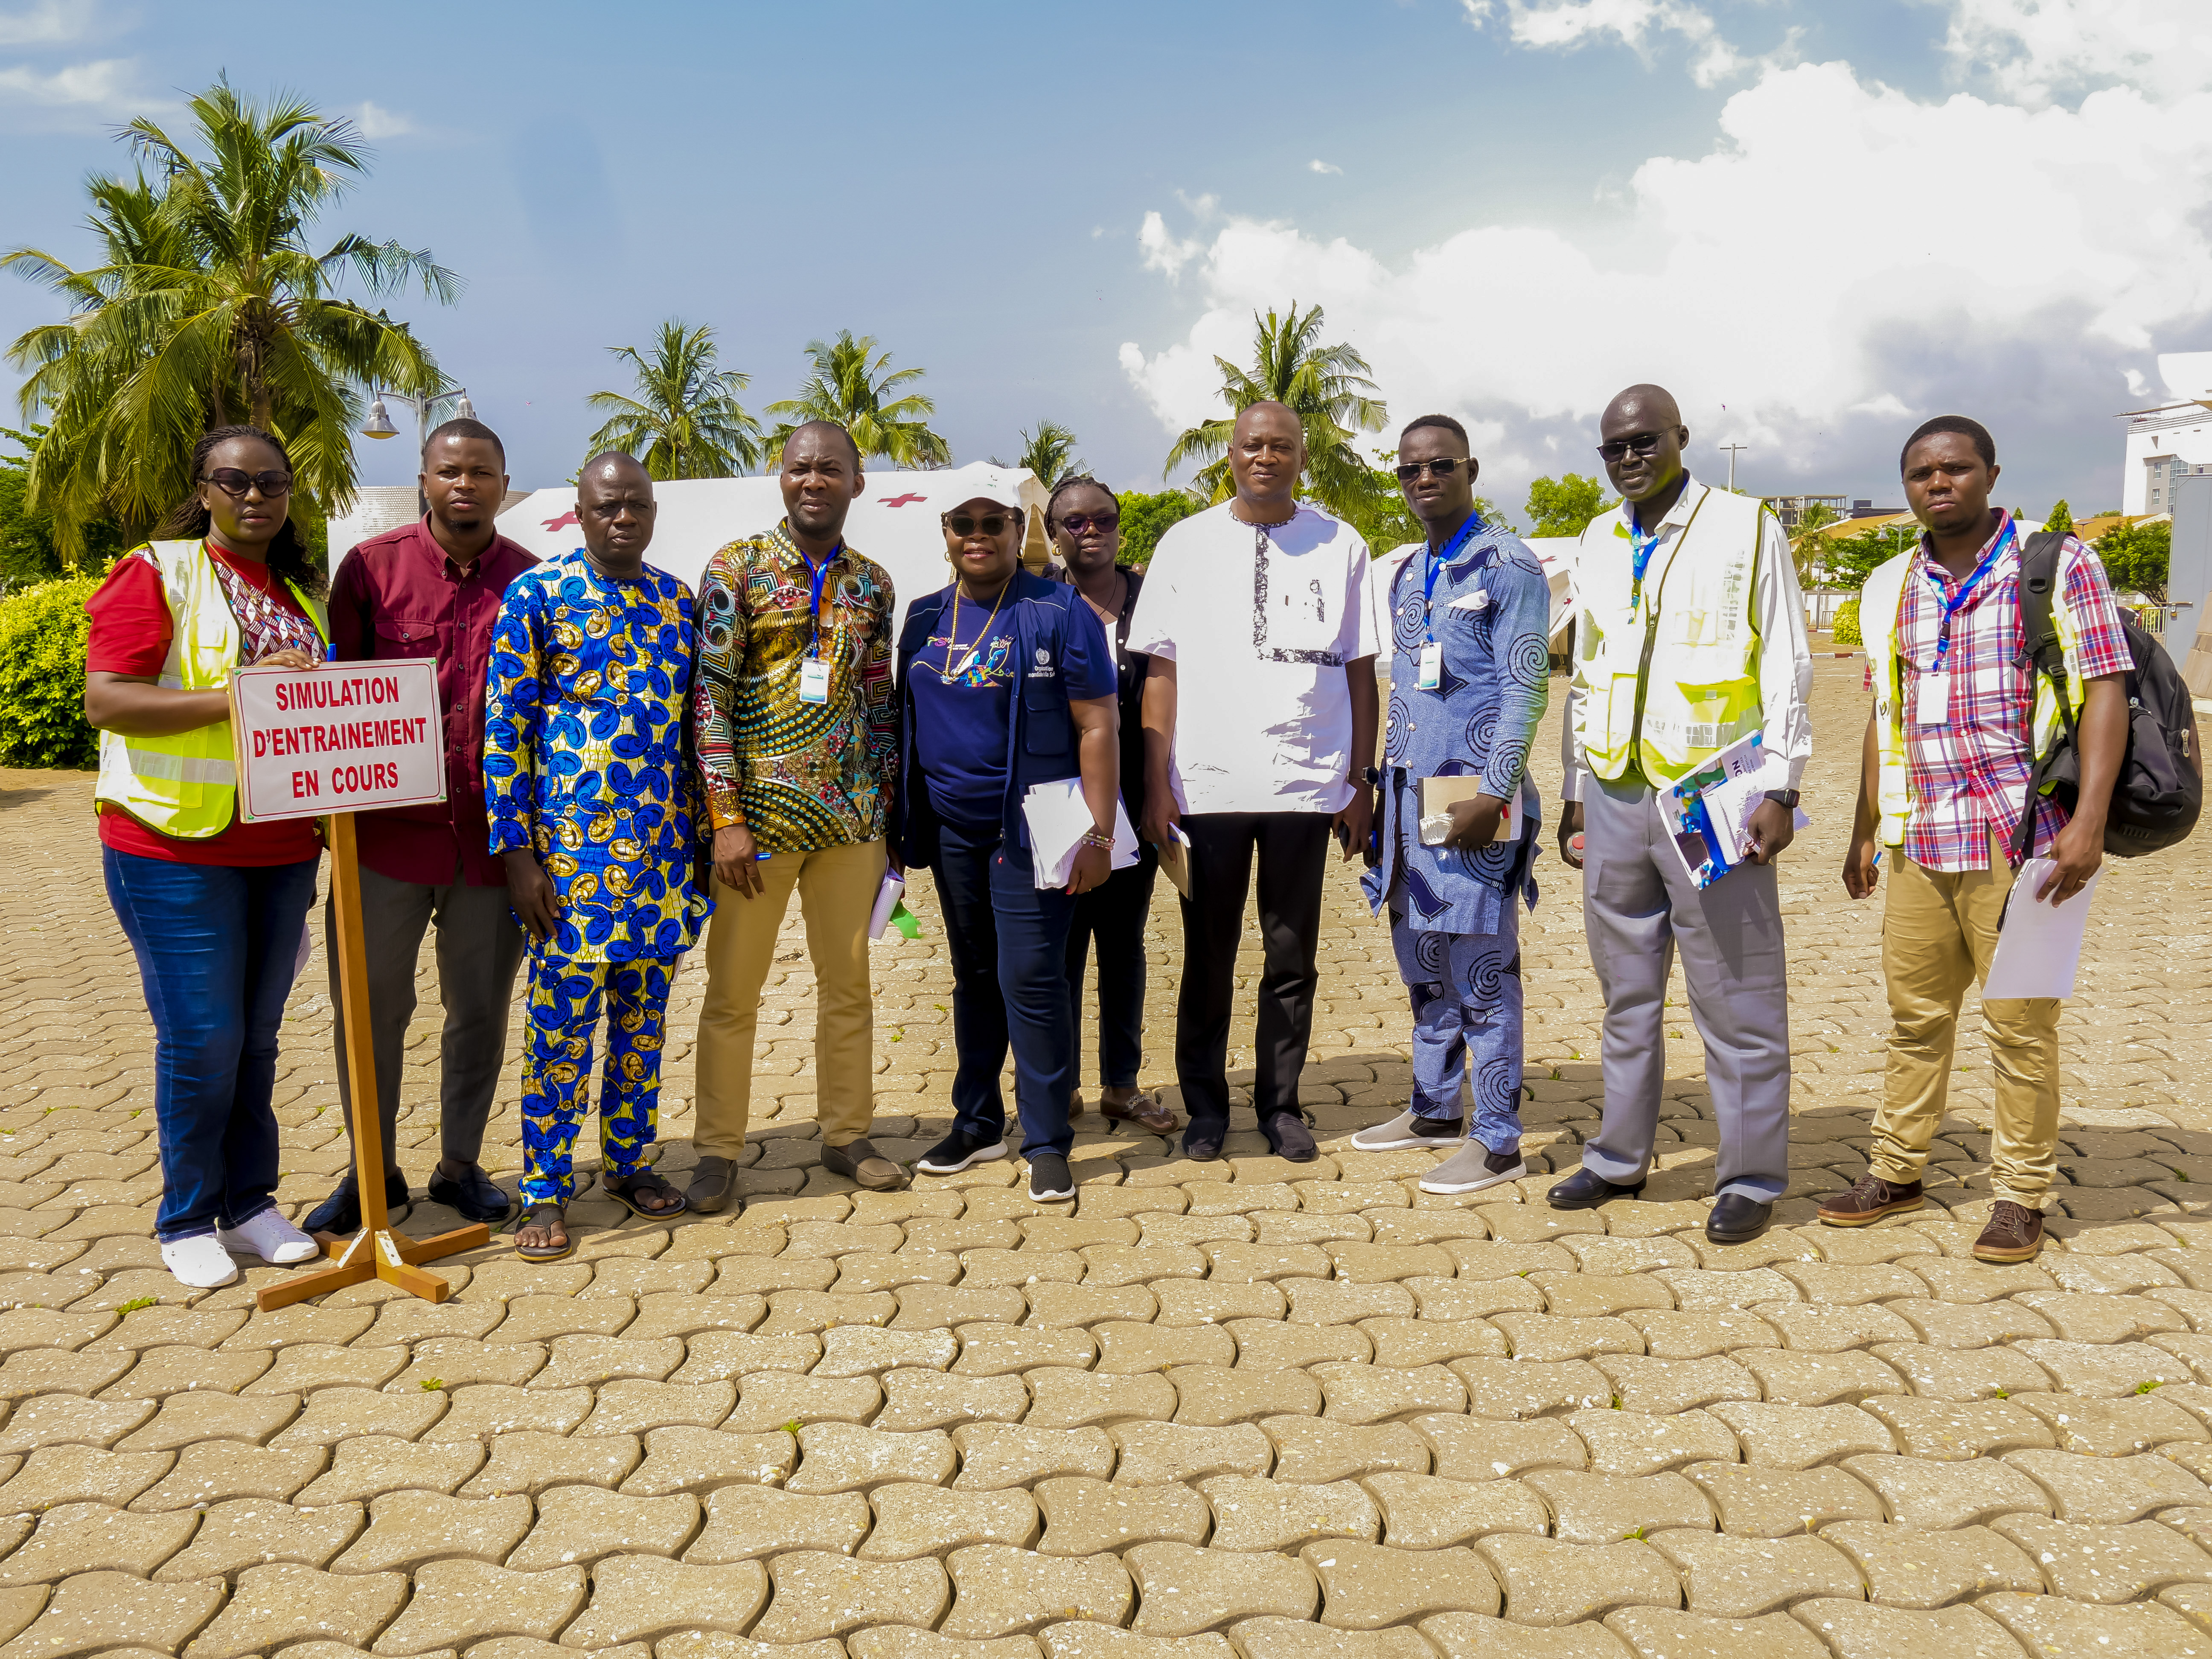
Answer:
[
  {"xmin": 1349, "ymin": 416, "xmax": 1552, "ymax": 1198},
  {"xmin": 688, "ymin": 420, "xmax": 902, "ymax": 1208},
  {"xmin": 485, "ymin": 452, "xmax": 710, "ymax": 1254}
]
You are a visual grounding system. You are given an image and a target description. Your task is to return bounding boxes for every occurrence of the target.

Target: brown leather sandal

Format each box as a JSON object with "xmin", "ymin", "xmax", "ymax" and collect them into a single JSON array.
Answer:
[{"xmin": 1099, "ymin": 1090, "xmax": 1177, "ymax": 1135}]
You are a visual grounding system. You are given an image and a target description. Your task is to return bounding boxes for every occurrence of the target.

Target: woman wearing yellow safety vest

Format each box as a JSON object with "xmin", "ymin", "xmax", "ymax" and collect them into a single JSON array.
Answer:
[{"xmin": 83, "ymin": 426, "xmax": 330, "ymax": 1291}]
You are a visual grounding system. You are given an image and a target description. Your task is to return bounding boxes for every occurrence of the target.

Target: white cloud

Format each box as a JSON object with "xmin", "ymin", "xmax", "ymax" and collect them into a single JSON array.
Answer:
[
  {"xmin": 0, "ymin": 57, "xmax": 136, "ymax": 107},
  {"xmin": 1464, "ymin": 0, "xmax": 1751, "ymax": 87},
  {"xmin": 351, "ymin": 100, "xmax": 414, "ymax": 139},
  {"xmin": 1939, "ymin": 0, "xmax": 2212, "ymax": 105},
  {"xmin": 1136, "ymin": 210, "xmax": 1208, "ymax": 281},
  {"xmin": 1310, "ymin": 159, "xmax": 1343, "ymax": 175},
  {"xmin": 1121, "ymin": 18, "xmax": 2212, "ymax": 506},
  {"xmin": 0, "ymin": 1, "xmax": 87, "ymax": 46}
]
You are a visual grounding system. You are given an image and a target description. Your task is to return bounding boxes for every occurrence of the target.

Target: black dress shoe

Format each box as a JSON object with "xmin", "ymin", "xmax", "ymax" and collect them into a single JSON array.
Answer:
[
  {"xmin": 1183, "ymin": 1121, "xmax": 1227, "ymax": 1161},
  {"xmin": 1263, "ymin": 1112, "xmax": 1318, "ymax": 1163},
  {"xmin": 1546, "ymin": 1167, "xmax": 1645, "ymax": 1210},
  {"xmin": 1706, "ymin": 1193, "xmax": 1773, "ymax": 1245},
  {"xmin": 428, "ymin": 1164, "xmax": 514, "ymax": 1224},
  {"xmin": 303, "ymin": 1170, "xmax": 409, "ymax": 1235}
]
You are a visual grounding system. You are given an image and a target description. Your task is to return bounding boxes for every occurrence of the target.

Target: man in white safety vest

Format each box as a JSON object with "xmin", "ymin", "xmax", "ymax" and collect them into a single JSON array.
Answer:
[{"xmin": 1551, "ymin": 384, "xmax": 1814, "ymax": 1245}]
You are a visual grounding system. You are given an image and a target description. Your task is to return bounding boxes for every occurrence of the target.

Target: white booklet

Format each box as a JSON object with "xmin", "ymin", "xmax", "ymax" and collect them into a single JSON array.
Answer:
[
  {"xmin": 1022, "ymin": 779, "xmax": 1139, "ymax": 889},
  {"xmin": 1985, "ymin": 859, "xmax": 2101, "ymax": 999}
]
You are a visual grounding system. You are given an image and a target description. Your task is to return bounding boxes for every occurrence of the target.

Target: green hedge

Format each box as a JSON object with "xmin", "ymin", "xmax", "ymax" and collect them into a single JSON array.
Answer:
[
  {"xmin": 0, "ymin": 577, "xmax": 99, "ymax": 768},
  {"xmin": 1830, "ymin": 597, "xmax": 1862, "ymax": 648}
]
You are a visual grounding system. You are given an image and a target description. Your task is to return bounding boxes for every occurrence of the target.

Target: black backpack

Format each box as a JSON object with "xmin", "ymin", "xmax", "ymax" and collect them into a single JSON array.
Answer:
[{"xmin": 2013, "ymin": 530, "xmax": 2203, "ymax": 861}]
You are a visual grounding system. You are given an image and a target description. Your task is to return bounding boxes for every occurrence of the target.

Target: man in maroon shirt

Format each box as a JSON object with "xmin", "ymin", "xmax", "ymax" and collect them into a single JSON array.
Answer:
[{"xmin": 305, "ymin": 419, "xmax": 536, "ymax": 1234}]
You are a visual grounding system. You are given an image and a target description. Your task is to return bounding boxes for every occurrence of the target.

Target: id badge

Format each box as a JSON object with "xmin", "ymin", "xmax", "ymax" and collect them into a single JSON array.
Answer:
[
  {"xmin": 1915, "ymin": 670, "xmax": 1948, "ymax": 725},
  {"xmin": 1416, "ymin": 642, "xmax": 1442, "ymax": 690},
  {"xmin": 798, "ymin": 656, "xmax": 831, "ymax": 704}
]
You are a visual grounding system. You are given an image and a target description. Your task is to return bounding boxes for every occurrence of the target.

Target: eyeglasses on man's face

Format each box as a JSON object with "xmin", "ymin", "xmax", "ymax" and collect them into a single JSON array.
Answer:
[
  {"xmin": 202, "ymin": 469, "xmax": 293, "ymax": 498},
  {"xmin": 945, "ymin": 513, "xmax": 1012, "ymax": 538},
  {"xmin": 1395, "ymin": 457, "xmax": 1471, "ymax": 481},
  {"xmin": 1596, "ymin": 432, "xmax": 1667, "ymax": 463}
]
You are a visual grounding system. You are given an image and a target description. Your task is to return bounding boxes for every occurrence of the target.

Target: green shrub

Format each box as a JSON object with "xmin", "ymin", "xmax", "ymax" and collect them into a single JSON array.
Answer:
[
  {"xmin": 1831, "ymin": 597, "xmax": 1862, "ymax": 647},
  {"xmin": 0, "ymin": 577, "xmax": 100, "ymax": 768}
]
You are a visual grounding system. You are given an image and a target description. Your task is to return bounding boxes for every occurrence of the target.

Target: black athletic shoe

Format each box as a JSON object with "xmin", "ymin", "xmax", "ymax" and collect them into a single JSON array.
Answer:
[
  {"xmin": 1546, "ymin": 1167, "xmax": 1645, "ymax": 1210},
  {"xmin": 1029, "ymin": 1153, "xmax": 1075, "ymax": 1202},
  {"xmin": 1706, "ymin": 1193, "xmax": 1774, "ymax": 1246},
  {"xmin": 916, "ymin": 1127, "xmax": 1010, "ymax": 1176},
  {"xmin": 303, "ymin": 1169, "xmax": 409, "ymax": 1235},
  {"xmin": 427, "ymin": 1164, "xmax": 514, "ymax": 1224}
]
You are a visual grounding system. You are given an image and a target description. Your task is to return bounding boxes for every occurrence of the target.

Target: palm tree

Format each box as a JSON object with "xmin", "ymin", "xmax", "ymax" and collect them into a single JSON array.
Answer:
[
  {"xmin": 584, "ymin": 320, "xmax": 762, "ymax": 479},
  {"xmin": 763, "ymin": 331, "xmax": 949, "ymax": 469},
  {"xmin": 3, "ymin": 78, "xmax": 453, "ymax": 565},
  {"xmin": 1162, "ymin": 301, "xmax": 1388, "ymax": 518},
  {"xmin": 992, "ymin": 420, "xmax": 1084, "ymax": 485}
]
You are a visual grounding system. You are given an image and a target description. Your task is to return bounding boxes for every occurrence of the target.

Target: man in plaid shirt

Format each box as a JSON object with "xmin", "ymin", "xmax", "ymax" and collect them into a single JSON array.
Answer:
[{"xmin": 1826, "ymin": 416, "xmax": 2132, "ymax": 1263}]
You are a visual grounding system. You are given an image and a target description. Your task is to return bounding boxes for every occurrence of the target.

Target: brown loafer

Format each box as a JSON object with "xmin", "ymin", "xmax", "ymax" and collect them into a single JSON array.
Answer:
[
  {"xmin": 822, "ymin": 1137, "xmax": 910, "ymax": 1192},
  {"xmin": 1099, "ymin": 1090, "xmax": 1177, "ymax": 1135},
  {"xmin": 1973, "ymin": 1199, "xmax": 2045, "ymax": 1263},
  {"xmin": 1817, "ymin": 1173, "xmax": 1924, "ymax": 1227},
  {"xmin": 687, "ymin": 1154, "xmax": 734, "ymax": 1215}
]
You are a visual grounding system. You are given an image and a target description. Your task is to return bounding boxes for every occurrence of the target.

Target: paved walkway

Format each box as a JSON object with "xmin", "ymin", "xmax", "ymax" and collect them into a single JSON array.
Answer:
[{"xmin": 3, "ymin": 656, "xmax": 2212, "ymax": 1658}]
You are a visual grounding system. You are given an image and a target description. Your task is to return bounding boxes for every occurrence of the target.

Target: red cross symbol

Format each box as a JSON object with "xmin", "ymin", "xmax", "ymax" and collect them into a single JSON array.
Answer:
[
  {"xmin": 878, "ymin": 493, "xmax": 927, "ymax": 508},
  {"xmin": 541, "ymin": 509, "xmax": 579, "ymax": 531}
]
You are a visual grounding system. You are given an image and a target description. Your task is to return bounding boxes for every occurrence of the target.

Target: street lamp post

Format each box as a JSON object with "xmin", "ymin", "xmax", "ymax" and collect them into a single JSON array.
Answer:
[{"xmin": 362, "ymin": 387, "xmax": 476, "ymax": 513}]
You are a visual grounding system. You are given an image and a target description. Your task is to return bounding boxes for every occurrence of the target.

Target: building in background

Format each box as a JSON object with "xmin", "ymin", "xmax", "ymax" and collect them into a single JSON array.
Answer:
[
  {"xmin": 1761, "ymin": 493, "xmax": 1847, "ymax": 533},
  {"xmin": 2120, "ymin": 351, "xmax": 2212, "ymax": 517}
]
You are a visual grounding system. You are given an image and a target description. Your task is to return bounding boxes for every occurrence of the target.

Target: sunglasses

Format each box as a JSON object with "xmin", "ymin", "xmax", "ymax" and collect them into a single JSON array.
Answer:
[
  {"xmin": 1596, "ymin": 432, "xmax": 1667, "ymax": 463},
  {"xmin": 1395, "ymin": 457, "xmax": 1471, "ymax": 481},
  {"xmin": 202, "ymin": 468, "xmax": 293, "ymax": 498},
  {"xmin": 945, "ymin": 513, "xmax": 1013, "ymax": 537},
  {"xmin": 1059, "ymin": 511, "xmax": 1119, "ymax": 534}
]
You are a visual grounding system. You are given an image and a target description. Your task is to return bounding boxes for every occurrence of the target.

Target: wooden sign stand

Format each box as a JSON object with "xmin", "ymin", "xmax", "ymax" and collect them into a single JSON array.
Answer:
[{"xmin": 254, "ymin": 812, "xmax": 490, "ymax": 1310}]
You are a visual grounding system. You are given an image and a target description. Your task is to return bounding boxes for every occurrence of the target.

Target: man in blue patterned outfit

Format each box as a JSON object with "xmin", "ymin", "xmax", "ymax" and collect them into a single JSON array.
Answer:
[
  {"xmin": 484, "ymin": 452, "xmax": 711, "ymax": 1258},
  {"xmin": 1351, "ymin": 416, "xmax": 1553, "ymax": 1195}
]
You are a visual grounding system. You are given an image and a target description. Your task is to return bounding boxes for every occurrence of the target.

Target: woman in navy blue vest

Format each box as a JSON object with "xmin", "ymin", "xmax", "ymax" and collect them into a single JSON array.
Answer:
[{"xmin": 892, "ymin": 476, "xmax": 1120, "ymax": 1202}]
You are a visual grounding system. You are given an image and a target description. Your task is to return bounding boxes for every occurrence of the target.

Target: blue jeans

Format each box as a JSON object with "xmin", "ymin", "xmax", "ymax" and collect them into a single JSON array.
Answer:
[
  {"xmin": 103, "ymin": 846, "xmax": 321, "ymax": 1241},
  {"xmin": 930, "ymin": 822, "xmax": 1078, "ymax": 1160}
]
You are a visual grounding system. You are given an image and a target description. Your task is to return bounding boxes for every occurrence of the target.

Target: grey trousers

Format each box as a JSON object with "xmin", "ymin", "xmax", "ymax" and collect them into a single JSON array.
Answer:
[
  {"xmin": 326, "ymin": 862, "xmax": 525, "ymax": 1175},
  {"xmin": 1578, "ymin": 775, "xmax": 1790, "ymax": 1202}
]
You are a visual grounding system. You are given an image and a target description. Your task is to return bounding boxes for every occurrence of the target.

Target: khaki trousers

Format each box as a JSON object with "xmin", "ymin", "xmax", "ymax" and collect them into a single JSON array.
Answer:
[
  {"xmin": 1870, "ymin": 835, "xmax": 2061, "ymax": 1208},
  {"xmin": 693, "ymin": 838, "xmax": 887, "ymax": 1156}
]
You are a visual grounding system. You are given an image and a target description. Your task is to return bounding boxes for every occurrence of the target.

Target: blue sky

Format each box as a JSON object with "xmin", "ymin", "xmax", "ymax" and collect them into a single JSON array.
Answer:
[{"xmin": 3, "ymin": 0, "xmax": 2208, "ymax": 521}]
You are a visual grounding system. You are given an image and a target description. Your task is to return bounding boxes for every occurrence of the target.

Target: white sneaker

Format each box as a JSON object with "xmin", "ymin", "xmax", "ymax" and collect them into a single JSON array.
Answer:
[
  {"xmin": 161, "ymin": 1233, "xmax": 240, "ymax": 1289},
  {"xmin": 1350, "ymin": 1109, "xmax": 1465, "ymax": 1152},
  {"xmin": 1420, "ymin": 1141, "xmax": 1529, "ymax": 1196},
  {"xmin": 217, "ymin": 1209, "xmax": 320, "ymax": 1265}
]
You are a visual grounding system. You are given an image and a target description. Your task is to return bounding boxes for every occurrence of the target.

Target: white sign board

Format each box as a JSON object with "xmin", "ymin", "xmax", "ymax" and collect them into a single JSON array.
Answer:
[{"xmin": 229, "ymin": 658, "xmax": 448, "ymax": 823}]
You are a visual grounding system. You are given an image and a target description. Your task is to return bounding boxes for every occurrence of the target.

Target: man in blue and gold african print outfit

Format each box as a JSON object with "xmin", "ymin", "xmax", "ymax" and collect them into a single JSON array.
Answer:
[
  {"xmin": 485, "ymin": 452, "xmax": 710, "ymax": 1257},
  {"xmin": 1350, "ymin": 416, "xmax": 1552, "ymax": 1199}
]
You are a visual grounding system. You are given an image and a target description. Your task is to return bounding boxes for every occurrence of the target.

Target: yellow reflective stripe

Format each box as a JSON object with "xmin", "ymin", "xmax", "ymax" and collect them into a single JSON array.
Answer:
[{"xmin": 119, "ymin": 747, "xmax": 235, "ymax": 785}]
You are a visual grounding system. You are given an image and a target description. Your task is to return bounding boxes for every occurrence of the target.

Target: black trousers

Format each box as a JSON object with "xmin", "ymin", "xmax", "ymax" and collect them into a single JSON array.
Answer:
[
  {"xmin": 1064, "ymin": 846, "xmax": 1158, "ymax": 1091},
  {"xmin": 1173, "ymin": 810, "xmax": 1333, "ymax": 1129}
]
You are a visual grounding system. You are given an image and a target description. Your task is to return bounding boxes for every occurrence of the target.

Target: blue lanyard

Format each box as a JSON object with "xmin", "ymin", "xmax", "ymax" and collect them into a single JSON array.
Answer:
[
  {"xmin": 1418, "ymin": 516, "xmax": 1484, "ymax": 641},
  {"xmin": 1921, "ymin": 518, "xmax": 2014, "ymax": 675},
  {"xmin": 798, "ymin": 543, "xmax": 841, "ymax": 658},
  {"xmin": 1627, "ymin": 512, "xmax": 1663, "ymax": 619}
]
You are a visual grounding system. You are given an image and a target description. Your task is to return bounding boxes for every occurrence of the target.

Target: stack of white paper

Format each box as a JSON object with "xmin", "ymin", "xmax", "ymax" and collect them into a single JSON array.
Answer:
[
  {"xmin": 1022, "ymin": 779, "xmax": 1140, "ymax": 888},
  {"xmin": 1984, "ymin": 859, "xmax": 2101, "ymax": 1000}
]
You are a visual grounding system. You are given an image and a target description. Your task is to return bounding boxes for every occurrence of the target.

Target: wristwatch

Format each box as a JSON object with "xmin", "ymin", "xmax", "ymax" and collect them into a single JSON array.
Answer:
[
  {"xmin": 1361, "ymin": 766, "xmax": 1383, "ymax": 787},
  {"xmin": 1763, "ymin": 789, "xmax": 1801, "ymax": 809}
]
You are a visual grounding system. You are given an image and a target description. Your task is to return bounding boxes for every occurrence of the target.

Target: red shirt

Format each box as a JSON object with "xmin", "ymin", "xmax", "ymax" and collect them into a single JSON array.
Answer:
[
  {"xmin": 328, "ymin": 516, "xmax": 537, "ymax": 886},
  {"xmin": 85, "ymin": 544, "xmax": 324, "ymax": 866}
]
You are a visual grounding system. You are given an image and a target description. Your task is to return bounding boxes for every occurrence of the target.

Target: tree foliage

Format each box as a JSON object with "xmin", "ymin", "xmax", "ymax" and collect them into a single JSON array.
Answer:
[
  {"xmin": 993, "ymin": 420, "xmax": 1084, "ymax": 487},
  {"xmin": 585, "ymin": 319, "xmax": 762, "ymax": 480},
  {"xmin": 1162, "ymin": 301, "xmax": 1387, "ymax": 521},
  {"xmin": 1525, "ymin": 473, "xmax": 1614, "ymax": 539},
  {"xmin": 0, "ymin": 576, "xmax": 100, "ymax": 766},
  {"xmin": 1, "ymin": 427, "xmax": 127, "ymax": 590},
  {"xmin": 1788, "ymin": 501, "xmax": 1842, "ymax": 583},
  {"xmin": 1115, "ymin": 489, "xmax": 1202, "ymax": 570},
  {"xmin": 764, "ymin": 331, "xmax": 949, "ymax": 469},
  {"xmin": 3, "ymin": 78, "xmax": 453, "ymax": 567},
  {"xmin": 2044, "ymin": 498, "xmax": 2074, "ymax": 535},
  {"xmin": 1830, "ymin": 598, "xmax": 1862, "ymax": 647},
  {"xmin": 2097, "ymin": 518, "xmax": 2171, "ymax": 605},
  {"xmin": 1823, "ymin": 521, "xmax": 1920, "ymax": 591}
]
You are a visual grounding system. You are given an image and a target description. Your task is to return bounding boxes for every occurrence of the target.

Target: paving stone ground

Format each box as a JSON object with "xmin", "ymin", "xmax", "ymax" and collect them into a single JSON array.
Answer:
[{"xmin": 6, "ymin": 654, "xmax": 2212, "ymax": 1658}]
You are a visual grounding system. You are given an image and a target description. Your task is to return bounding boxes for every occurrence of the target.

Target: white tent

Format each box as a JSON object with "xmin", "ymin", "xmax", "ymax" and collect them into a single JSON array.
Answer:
[{"xmin": 492, "ymin": 462, "xmax": 1048, "ymax": 639}]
